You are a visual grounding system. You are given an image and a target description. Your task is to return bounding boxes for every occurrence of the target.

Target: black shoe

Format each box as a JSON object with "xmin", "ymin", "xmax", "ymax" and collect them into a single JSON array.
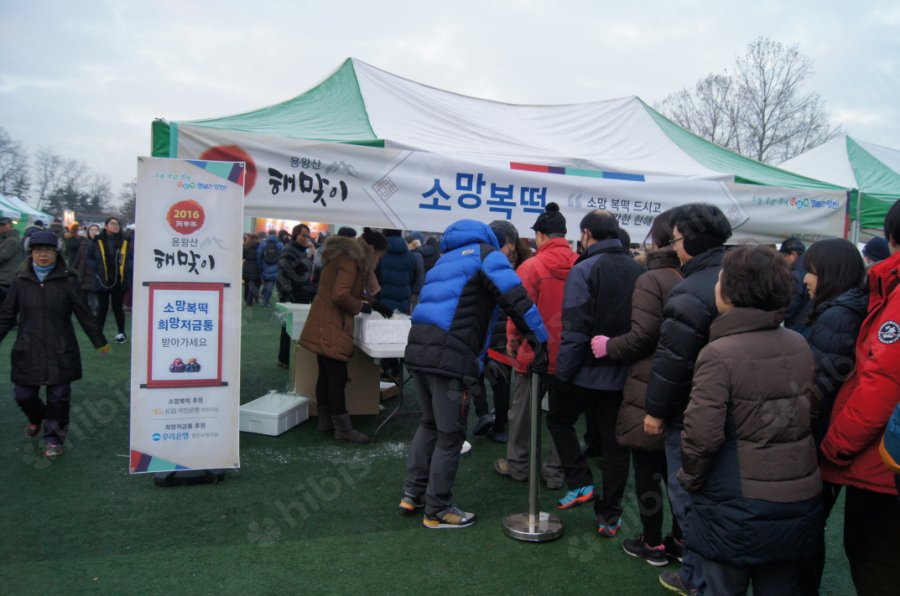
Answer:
[
  {"xmin": 663, "ymin": 534, "xmax": 684, "ymax": 563},
  {"xmin": 623, "ymin": 535, "xmax": 668, "ymax": 566},
  {"xmin": 472, "ymin": 414, "xmax": 494, "ymax": 436}
]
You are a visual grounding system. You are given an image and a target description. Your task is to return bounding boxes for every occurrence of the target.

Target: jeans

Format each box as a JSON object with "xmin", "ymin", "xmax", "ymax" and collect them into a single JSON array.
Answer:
[
  {"xmin": 260, "ymin": 280, "xmax": 275, "ymax": 307},
  {"xmin": 665, "ymin": 427, "xmax": 704, "ymax": 592}
]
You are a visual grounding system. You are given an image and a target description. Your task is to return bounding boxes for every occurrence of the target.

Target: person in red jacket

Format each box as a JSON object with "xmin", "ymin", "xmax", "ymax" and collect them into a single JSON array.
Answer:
[
  {"xmin": 494, "ymin": 203, "xmax": 576, "ymax": 489},
  {"xmin": 819, "ymin": 199, "xmax": 900, "ymax": 595}
]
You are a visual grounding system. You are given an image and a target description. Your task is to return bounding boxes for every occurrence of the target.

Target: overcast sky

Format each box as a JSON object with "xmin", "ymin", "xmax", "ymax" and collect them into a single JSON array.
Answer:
[{"xmin": 1, "ymin": 0, "xmax": 898, "ymax": 206}]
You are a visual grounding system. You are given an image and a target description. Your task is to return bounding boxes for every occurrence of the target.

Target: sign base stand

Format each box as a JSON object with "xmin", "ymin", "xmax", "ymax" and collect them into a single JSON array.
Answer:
[{"xmin": 153, "ymin": 469, "xmax": 227, "ymax": 487}]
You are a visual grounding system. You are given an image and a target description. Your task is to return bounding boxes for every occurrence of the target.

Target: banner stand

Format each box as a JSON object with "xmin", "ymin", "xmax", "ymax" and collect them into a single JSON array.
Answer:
[{"xmin": 152, "ymin": 469, "xmax": 227, "ymax": 487}]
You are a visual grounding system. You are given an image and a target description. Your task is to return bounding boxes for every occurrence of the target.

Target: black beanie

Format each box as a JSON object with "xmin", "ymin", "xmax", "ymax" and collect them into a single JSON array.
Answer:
[
  {"xmin": 531, "ymin": 202, "xmax": 567, "ymax": 234},
  {"xmin": 672, "ymin": 203, "xmax": 732, "ymax": 257}
]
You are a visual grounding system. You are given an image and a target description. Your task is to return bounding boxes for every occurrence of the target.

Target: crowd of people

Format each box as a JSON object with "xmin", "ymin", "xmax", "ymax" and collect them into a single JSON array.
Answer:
[
  {"xmin": 377, "ymin": 201, "xmax": 896, "ymax": 596},
  {"xmin": 2, "ymin": 197, "xmax": 898, "ymax": 595}
]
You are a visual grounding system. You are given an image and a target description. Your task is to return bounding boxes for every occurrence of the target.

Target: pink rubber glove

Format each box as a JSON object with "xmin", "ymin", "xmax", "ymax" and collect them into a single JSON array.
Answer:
[{"xmin": 591, "ymin": 335, "xmax": 609, "ymax": 359}]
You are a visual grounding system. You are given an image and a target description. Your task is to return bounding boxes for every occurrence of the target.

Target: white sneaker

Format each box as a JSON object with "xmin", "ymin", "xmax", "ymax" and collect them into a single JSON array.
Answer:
[
  {"xmin": 114, "ymin": 333, "xmax": 127, "ymax": 344},
  {"xmin": 460, "ymin": 440, "xmax": 472, "ymax": 457}
]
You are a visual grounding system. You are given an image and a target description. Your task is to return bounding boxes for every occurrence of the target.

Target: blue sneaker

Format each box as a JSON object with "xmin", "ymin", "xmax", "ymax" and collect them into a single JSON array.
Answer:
[
  {"xmin": 597, "ymin": 517, "xmax": 622, "ymax": 537},
  {"xmin": 557, "ymin": 485, "xmax": 595, "ymax": 510}
]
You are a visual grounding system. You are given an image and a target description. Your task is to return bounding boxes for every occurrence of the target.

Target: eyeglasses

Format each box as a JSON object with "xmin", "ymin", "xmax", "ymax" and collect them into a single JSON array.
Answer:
[{"xmin": 668, "ymin": 236, "xmax": 685, "ymax": 247}]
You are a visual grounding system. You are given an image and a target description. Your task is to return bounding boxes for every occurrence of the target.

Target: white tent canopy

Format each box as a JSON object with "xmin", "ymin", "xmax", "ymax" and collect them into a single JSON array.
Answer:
[{"xmin": 154, "ymin": 58, "xmax": 847, "ymax": 243}]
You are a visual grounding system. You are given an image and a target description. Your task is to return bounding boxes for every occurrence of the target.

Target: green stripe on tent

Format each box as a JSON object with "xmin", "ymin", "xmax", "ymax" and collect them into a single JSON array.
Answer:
[
  {"xmin": 181, "ymin": 58, "xmax": 379, "ymax": 143},
  {"xmin": 151, "ymin": 119, "xmax": 171, "ymax": 157},
  {"xmin": 641, "ymin": 101, "xmax": 843, "ymax": 191},
  {"xmin": 847, "ymin": 138, "xmax": 900, "ymax": 228}
]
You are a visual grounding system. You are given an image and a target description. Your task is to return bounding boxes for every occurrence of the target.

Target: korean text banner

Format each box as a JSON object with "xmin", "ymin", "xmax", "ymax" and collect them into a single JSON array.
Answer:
[
  {"xmin": 130, "ymin": 157, "xmax": 243, "ymax": 474},
  {"xmin": 176, "ymin": 125, "xmax": 847, "ymax": 243}
]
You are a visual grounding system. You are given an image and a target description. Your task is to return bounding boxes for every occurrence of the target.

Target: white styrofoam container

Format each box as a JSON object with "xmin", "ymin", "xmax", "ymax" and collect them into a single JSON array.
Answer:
[
  {"xmin": 353, "ymin": 312, "xmax": 411, "ymax": 345},
  {"xmin": 240, "ymin": 392, "xmax": 310, "ymax": 436}
]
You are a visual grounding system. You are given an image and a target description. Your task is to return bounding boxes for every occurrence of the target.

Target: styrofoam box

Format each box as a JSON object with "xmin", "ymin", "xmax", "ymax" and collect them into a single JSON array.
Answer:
[
  {"xmin": 240, "ymin": 392, "xmax": 310, "ymax": 436},
  {"xmin": 354, "ymin": 312, "xmax": 411, "ymax": 345}
]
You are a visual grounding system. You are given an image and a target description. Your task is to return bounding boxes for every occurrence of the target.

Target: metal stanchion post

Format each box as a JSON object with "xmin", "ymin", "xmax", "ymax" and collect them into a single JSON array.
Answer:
[{"xmin": 502, "ymin": 370, "xmax": 564, "ymax": 542}]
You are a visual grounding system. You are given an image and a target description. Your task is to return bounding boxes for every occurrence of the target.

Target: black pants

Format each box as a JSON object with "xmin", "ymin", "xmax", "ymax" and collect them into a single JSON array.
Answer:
[
  {"xmin": 632, "ymin": 448, "xmax": 681, "ymax": 546},
  {"xmin": 844, "ymin": 485, "xmax": 900, "ymax": 596},
  {"xmin": 96, "ymin": 287, "xmax": 126, "ymax": 334},
  {"xmin": 279, "ymin": 326, "xmax": 292, "ymax": 366},
  {"xmin": 243, "ymin": 279, "xmax": 259, "ymax": 305},
  {"xmin": 484, "ymin": 360, "xmax": 511, "ymax": 430},
  {"xmin": 315, "ymin": 355, "xmax": 349, "ymax": 416},
  {"xmin": 14, "ymin": 383, "xmax": 72, "ymax": 445},
  {"xmin": 699, "ymin": 554, "xmax": 804, "ymax": 596},
  {"xmin": 548, "ymin": 385, "xmax": 630, "ymax": 523}
]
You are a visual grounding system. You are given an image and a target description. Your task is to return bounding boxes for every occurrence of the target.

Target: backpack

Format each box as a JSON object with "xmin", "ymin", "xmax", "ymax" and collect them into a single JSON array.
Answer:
[{"xmin": 263, "ymin": 240, "xmax": 279, "ymax": 265}]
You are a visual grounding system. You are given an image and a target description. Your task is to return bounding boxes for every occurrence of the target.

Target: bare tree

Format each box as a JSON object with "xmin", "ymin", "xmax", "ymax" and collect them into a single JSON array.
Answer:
[
  {"xmin": 657, "ymin": 37, "xmax": 841, "ymax": 163},
  {"xmin": 0, "ymin": 127, "xmax": 30, "ymax": 198},
  {"xmin": 85, "ymin": 173, "xmax": 112, "ymax": 214},
  {"xmin": 119, "ymin": 179, "xmax": 137, "ymax": 224},
  {"xmin": 33, "ymin": 148, "xmax": 63, "ymax": 210}
]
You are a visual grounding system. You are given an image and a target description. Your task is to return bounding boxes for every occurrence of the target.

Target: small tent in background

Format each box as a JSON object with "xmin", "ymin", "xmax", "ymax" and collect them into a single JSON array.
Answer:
[
  {"xmin": 153, "ymin": 58, "xmax": 847, "ymax": 243},
  {"xmin": 0, "ymin": 195, "xmax": 21, "ymax": 220},
  {"xmin": 781, "ymin": 135, "xmax": 900, "ymax": 238},
  {"xmin": 0, "ymin": 194, "xmax": 51, "ymax": 231}
]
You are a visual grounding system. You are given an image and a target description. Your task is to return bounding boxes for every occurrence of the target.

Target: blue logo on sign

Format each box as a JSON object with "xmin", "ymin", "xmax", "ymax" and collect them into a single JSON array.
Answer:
[{"xmin": 152, "ymin": 433, "xmax": 161, "ymax": 441}]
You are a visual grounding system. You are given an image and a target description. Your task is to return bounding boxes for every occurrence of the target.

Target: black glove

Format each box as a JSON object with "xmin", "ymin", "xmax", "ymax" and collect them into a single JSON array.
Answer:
[
  {"xmin": 360, "ymin": 302, "xmax": 373, "ymax": 314},
  {"xmin": 529, "ymin": 341, "xmax": 549, "ymax": 375},
  {"xmin": 372, "ymin": 302, "xmax": 394, "ymax": 318}
]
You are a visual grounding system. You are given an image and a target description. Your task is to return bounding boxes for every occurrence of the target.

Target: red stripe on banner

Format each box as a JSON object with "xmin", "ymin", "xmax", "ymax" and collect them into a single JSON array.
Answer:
[{"xmin": 510, "ymin": 162, "xmax": 551, "ymax": 173}]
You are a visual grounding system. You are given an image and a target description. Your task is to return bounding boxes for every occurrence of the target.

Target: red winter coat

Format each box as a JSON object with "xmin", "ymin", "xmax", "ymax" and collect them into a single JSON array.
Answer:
[
  {"xmin": 507, "ymin": 237, "xmax": 576, "ymax": 375},
  {"xmin": 820, "ymin": 250, "xmax": 900, "ymax": 496}
]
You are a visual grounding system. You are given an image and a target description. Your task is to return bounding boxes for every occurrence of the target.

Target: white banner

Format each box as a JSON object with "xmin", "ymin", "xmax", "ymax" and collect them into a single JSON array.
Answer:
[
  {"xmin": 130, "ymin": 157, "xmax": 243, "ymax": 474},
  {"xmin": 175, "ymin": 125, "xmax": 847, "ymax": 244}
]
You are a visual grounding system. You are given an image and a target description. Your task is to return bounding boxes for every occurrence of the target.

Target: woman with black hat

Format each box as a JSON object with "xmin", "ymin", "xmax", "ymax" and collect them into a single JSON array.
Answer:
[{"xmin": 0, "ymin": 230, "xmax": 109, "ymax": 457}]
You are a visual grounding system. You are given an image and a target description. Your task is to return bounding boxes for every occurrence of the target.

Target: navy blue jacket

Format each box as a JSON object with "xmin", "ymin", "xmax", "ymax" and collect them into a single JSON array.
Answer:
[
  {"xmin": 799, "ymin": 287, "xmax": 868, "ymax": 445},
  {"xmin": 404, "ymin": 220, "xmax": 547, "ymax": 384},
  {"xmin": 784, "ymin": 259, "xmax": 811, "ymax": 330},
  {"xmin": 377, "ymin": 235, "xmax": 416, "ymax": 314},
  {"xmin": 256, "ymin": 237, "xmax": 283, "ymax": 282},
  {"xmin": 645, "ymin": 246, "xmax": 724, "ymax": 425},
  {"xmin": 556, "ymin": 238, "xmax": 644, "ymax": 390}
]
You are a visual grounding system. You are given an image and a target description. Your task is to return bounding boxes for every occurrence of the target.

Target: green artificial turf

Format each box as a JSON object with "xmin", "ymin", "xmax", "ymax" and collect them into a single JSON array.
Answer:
[{"xmin": 0, "ymin": 305, "xmax": 854, "ymax": 595}]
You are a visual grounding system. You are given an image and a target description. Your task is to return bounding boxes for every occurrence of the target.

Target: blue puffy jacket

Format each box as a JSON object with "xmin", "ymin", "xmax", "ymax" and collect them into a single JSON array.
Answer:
[
  {"xmin": 376, "ymin": 235, "xmax": 416, "ymax": 314},
  {"xmin": 404, "ymin": 219, "xmax": 547, "ymax": 384}
]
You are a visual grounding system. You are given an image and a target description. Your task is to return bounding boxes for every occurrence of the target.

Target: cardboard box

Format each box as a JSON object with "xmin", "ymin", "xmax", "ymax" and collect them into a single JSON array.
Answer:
[
  {"xmin": 294, "ymin": 345, "xmax": 382, "ymax": 416},
  {"xmin": 240, "ymin": 392, "xmax": 310, "ymax": 436}
]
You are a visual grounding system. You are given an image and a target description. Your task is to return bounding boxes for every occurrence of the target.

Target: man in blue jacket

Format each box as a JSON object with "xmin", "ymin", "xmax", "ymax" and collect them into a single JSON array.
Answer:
[
  {"xmin": 400, "ymin": 219, "xmax": 548, "ymax": 529},
  {"xmin": 549, "ymin": 209, "xmax": 644, "ymax": 535}
]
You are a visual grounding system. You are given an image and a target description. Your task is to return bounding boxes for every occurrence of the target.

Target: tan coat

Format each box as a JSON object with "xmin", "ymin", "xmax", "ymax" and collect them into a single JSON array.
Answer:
[{"xmin": 299, "ymin": 236, "xmax": 368, "ymax": 361}]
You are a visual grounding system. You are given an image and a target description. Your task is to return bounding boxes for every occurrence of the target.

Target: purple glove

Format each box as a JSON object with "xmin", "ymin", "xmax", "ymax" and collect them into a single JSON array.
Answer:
[{"xmin": 591, "ymin": 335, "xmax": 609, "ymax": 359}]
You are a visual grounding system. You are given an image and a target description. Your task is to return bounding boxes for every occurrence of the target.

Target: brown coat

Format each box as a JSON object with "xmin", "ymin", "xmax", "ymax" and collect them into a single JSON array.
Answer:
[
  {"xmin": 299, "ymin": 236, "xmax": 369, "ymax": 361},
  {"xmin": 607, "ymin": 250, "xmax": 682, "ymax": 451},
  {"xmin": 678, "ymin": 307, "xmax": 821, "ymax": 502}
]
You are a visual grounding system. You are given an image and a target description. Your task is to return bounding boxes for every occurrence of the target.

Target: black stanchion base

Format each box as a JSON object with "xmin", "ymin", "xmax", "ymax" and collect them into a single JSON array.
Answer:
[{"xmin": 153, "ymin": 470, "xmax": 226, "ymax": 487}]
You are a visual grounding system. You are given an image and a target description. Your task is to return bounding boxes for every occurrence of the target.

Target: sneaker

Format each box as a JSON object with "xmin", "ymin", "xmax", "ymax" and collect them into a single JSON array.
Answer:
[
  {"xmin": 659, "ymin": 570, "xmax": 696, "ymax": 596},
  {"xmin": 25, "ymin": 423, "xmax": 41, "ymax": 438},
  {"xmin": 663, "ymin": 534, "xmax": 685, "ymax": 563},
  {"xmin": 44, "ymin": 443, "xmax": 64, "ymax": 457},
  {"xmin": 422, "ymin": 506, "xmax": 476, "ymax": 529},
  {"xmin": 623, "ymin": 535, "xmax": 668, "ymax": 566},
  {"xmin": 597, "ymin": 517, "xmax": 623, "ymax": 538},
  {"xmin": 398, "ymin": 494, "xmax": 425, "ymax": 512},
  {"xmin": 460, "ymin": 440, "xmax": 472, "ymax": 457},
  {"xmin": 473, "ymin": 414, "xmax": 494, "ymax": 436},
  {"xmin": 494, "ymin": 458, "xmax": 526, "ymax": 482},
  {"xmin": 114, "ymin": 333, "xmax": 128, "ymax": 344},
  {"xmin": 557, "ymin": 485, "xmax": 595, "ymax": 510}
]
